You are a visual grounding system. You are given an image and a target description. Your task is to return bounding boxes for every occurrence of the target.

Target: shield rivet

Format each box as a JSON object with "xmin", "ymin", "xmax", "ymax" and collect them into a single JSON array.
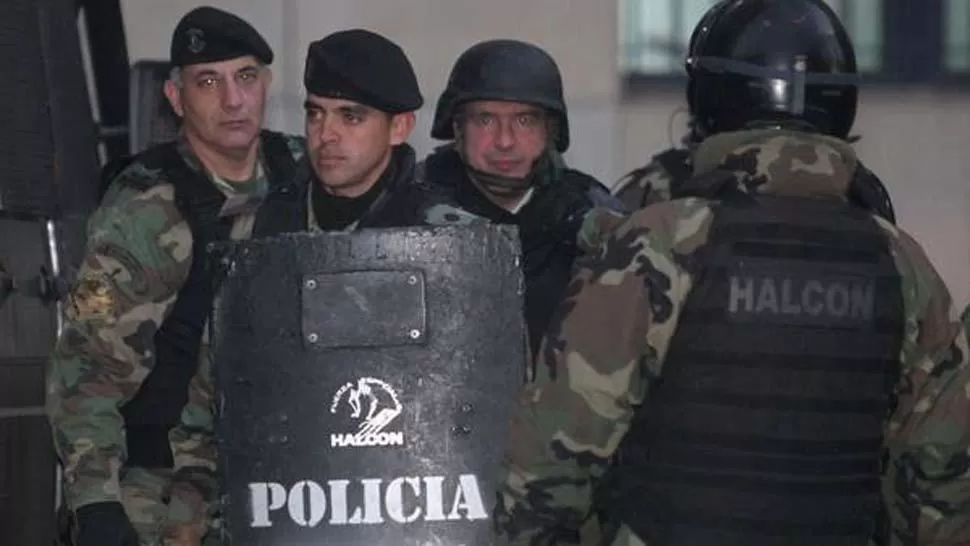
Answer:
[
  {"xmin": 307, "ymin": 333, "xmax": 319, "ymax": 343},
  {"xmin": 450, "ymin": 425, "xmax": 472, "ymax": 436},
  {"xmin": 409, "ymin": 329, "xmax": 421, "ymax": 339},
  {"xmin": 305, "ymin": 279, "xmax": 317, "ymax": 290},
  {"xmin": 407, "ymin": 275, "xmax": 418, "ymax": 285}
]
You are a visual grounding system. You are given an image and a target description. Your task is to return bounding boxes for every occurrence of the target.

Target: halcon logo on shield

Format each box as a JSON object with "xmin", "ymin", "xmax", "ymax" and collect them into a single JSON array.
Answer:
[{"xmin": 330, "ymin": 377, "xmax": 404, "ymax": 448}]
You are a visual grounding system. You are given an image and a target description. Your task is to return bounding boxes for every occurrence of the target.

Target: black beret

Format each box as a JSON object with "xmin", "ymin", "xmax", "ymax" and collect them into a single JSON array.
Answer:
[
  {"xmin": 304, "ymin": 29, "xmax": 423, "ymax": 114},
  {"xmin": 170, "ymin": 6, "xmax": 273, "ymax": 67}
]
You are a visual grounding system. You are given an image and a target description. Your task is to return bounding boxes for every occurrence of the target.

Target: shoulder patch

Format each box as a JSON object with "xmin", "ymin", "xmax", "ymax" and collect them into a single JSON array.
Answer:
[{"xmin": 65, "ymin": 274, "xmax": 118, "ymax": 323}]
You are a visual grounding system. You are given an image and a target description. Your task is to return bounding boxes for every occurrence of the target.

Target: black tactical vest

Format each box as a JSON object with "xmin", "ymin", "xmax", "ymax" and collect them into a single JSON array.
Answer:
[
  {"xmin": 119, "ymin": 131, "xmax": 297, "ymax": 468},
  {"xmin": 609, "ymin": 194, "xmax": 904, "ymax": 546},
  {"xmin": 417, "ymin": 148, "xmax": 606, "ymax": 360}
]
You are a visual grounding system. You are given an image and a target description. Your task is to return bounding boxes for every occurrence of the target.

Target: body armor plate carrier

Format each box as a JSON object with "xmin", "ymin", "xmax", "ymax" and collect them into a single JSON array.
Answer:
[
  {"xmin": 119, "ymin": 131, "xmax": 297, "ymax": 469},
  {"xmin": 611, "ymin": 194, "xmax": 904, "ymax": 546}
]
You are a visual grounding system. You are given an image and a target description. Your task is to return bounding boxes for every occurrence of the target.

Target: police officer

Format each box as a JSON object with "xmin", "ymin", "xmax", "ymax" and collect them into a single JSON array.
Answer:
[
  {"xmin": 420, "ymin": 39, "xmax": 623, "ymax": 360},
  {"xmin": 494, "ymin": 2, "xmax": 970, "ymax": 545},
  {"xmin": 611, "ymin": 21, "xmax": 897, "ymax": 225},
  {"xmin": 46, "ymin": 6, "xmax": 304, "ymax": 546},
  {"xmin": 254, "ymin": 29, "xmax": 475, "ymax": 233}
]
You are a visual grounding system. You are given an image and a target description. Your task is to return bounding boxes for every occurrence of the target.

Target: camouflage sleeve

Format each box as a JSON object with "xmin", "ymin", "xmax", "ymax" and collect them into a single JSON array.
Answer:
[
  {"xmin": 164, "ymin": 350, "xmax": 217, "ymax": 544},
  {"xmin": 578, "ymin": 155, "xmax": 690, "ymax": 254},
  {"xmin": 883, "ymin": 225, "xmax": 970, "ymax": 545},
  {"xmin": 45, "ymin": 178, "xmax": 191, "ymax": 510},
  {"xmin": 611, "ymin": 157, "xmax": 676, "ymax": 211},
  {"xmin": 494, "ymin": 202, "xmax": 699, "ymax": 544},
  {"xmin": 576, "ymin": 206, "xmax": 628, "ymax": 254}
]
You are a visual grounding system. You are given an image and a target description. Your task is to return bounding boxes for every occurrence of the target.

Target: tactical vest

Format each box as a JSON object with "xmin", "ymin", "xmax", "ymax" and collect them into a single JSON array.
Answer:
[
  {"xmin": 609, "ymin": 194, "xmax": 904, "ymax": 546},
  {"xmin": 119, "ymin": 131, "xmax": 298, "ymax": 468},
  {"xmin": 417, "ymin": 148, "xmax": 603, "ymax": 359}
]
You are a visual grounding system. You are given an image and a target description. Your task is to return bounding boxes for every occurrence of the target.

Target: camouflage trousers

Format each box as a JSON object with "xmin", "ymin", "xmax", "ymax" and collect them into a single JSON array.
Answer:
[
  {"xmin": 119, "ymin": 466, "xmax": 221, "ymax": 546},
  {"xmin": 120, "ymin": 466, "xmax": 172, "ymax": 546}
]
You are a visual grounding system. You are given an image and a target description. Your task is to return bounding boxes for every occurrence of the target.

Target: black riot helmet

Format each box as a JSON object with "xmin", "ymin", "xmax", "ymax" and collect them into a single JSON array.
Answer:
[
  {"xmin": 686, "ymin": 0, "xmax": 859, "ymax": 140},
  {"xmin": 431, "ymin": 39, "xmax": 570, "ymax": 152}
]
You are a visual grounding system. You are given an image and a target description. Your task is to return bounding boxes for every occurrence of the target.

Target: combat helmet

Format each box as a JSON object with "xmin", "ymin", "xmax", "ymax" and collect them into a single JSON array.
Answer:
[
  {"xmin": 686, "ymin": 0, "xmax": 859, "ymax": 140},
  {"xmin": 431, "ymin": 39, "xmax": 570, "ymax": 151}
]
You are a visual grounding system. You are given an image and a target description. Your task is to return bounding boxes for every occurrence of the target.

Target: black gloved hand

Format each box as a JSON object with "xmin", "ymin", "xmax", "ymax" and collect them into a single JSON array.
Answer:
[{"xmin": 74, "ymin": 501, "xmax": 140, "ymax": 546}]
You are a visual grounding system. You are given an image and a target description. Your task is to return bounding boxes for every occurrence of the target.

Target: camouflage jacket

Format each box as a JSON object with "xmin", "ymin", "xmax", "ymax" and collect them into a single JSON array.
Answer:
[
  {"xmin": 611, "ymin": 147, "xmax": 692, "ymax": 211},
  {"xmin": 611, "ymin": 143, "xmax": 896, "ymax": 223},
  {"xmin": 45, "ymin": 131, "xmax": 305, "ymax": 528},
  {"xmin": 494, "ymin": 129, "xmax": 970, "ymax": 546}
]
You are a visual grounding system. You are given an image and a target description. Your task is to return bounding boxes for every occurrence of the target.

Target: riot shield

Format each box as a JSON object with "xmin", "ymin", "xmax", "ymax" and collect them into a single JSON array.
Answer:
[{"xmin": 210, "ymin": 224, "xmax": 527, "ymax": 546}]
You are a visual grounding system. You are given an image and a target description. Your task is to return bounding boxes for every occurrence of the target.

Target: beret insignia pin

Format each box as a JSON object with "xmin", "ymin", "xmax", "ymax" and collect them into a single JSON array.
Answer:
[{"xmin": 187, "ymin": 28, "xmax": 206, "ymax": 54}]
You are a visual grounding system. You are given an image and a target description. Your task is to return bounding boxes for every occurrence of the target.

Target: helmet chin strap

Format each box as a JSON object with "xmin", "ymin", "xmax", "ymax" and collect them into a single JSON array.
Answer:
[
  {"xmin": 465, "ymin": 164, "xmax": 535, "ymax": 198},
  {"xmin": 453, "ymin": 132, "xmax": 555, "ymax": 200}
]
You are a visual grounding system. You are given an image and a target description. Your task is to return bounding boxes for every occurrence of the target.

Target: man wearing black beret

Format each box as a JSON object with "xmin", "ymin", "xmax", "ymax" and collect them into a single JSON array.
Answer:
[
  {"xmin": 163, "ymin": 5, "xmax": 283, "ymax": 164},
  {"xmin": 255, "ymin": 28, "xmax": 477, "ymax": 231},
  {"xmin": 47, "ymin": 6, "xmax": 305, "ymax": 546}
]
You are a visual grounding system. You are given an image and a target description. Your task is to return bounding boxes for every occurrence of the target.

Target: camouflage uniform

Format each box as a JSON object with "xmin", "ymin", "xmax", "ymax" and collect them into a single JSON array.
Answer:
[
  {"xmin": 494, "ymin": 129, "xmax": 970, "ymax": 546},
  {"xmin": 611, "ymin": 143, "xmax": 896, "ymax": 224},
  {"xmin": 46, "ymin": 132, "xmax": 305, "ymax": 545},
  {"xmin": 611, "ymin": 147, "xmax": 691, "ymax": 211}
]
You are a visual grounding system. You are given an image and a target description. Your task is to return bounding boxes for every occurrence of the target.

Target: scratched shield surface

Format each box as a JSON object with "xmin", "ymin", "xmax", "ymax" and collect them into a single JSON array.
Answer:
[{"xmin": 209, "ymin": 223, "xmax": 527, "ymax": 546}]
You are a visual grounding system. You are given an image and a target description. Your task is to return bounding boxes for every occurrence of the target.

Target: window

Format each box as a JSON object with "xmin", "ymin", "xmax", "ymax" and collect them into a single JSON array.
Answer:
[
  {"xmin": 822, "ymin": 0, "xmax": 884, "ymax": 72},
  {"xmin": 618, "ymin": 0, "xmax": 717, "ymax": 75},
  {"xmin": 618, "ymin": 0, "xmax": 884, "ymax": 77},
  {"xmin": 946, "ymin": 0, "xmax": 970, "ymax": 72},
  {"xmin": 619, "ymin": 0, "xmax": 970, "ymax": 85}
]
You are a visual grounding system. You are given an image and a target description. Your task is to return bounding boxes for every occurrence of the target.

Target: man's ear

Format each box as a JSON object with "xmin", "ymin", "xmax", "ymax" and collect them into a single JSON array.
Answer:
[
  {"xmin": 163, "ymin": 79, "xmax": 185, "ymax": 118},
  {"xmin": 389, "ymin": 112, "xmax": 416, "ymax": 146}
]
